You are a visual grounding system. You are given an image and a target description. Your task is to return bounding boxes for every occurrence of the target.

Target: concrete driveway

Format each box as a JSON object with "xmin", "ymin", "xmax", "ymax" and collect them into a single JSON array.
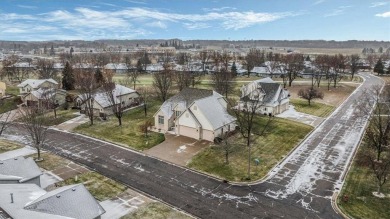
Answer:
[
  {"xmin": 277, "ymin": 105, "xmax": 324, "ymax": 127},
  {"xmin": 144, "ymin": 134, "xmax": 210, "ymax": 166}
]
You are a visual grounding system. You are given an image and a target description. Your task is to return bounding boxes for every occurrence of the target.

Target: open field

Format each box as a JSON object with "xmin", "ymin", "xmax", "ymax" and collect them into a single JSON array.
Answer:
[
  {"xmin": 293, "ymin": 47, "xmax": 363, "ymax": 55},
  {"xmin": 0, "ymin": 139, "xmax": 22, "ymax": 154},
  {"xmin": 121, "ymin": 202, "xmax": 192, "ymax": 219},
  {"xmin": 290, "ymin": 98, "xmax": 335, "ymax": 117},
  {"xmin": 75, "ymin": 101, "xmax": 165, "ymax": 151},
  {"xmin": 188, "ymin": 117, "xmax": 313, "ymax": 182}
]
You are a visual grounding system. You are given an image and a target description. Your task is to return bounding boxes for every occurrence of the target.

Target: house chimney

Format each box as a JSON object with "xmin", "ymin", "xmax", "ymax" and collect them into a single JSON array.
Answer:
[{"xmin": 10, "ymin": 193, "xmax": 13, "ymax": 203}]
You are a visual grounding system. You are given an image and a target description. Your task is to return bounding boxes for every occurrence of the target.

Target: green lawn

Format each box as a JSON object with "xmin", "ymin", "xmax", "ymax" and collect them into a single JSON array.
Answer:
[
  {"xmin": 75, "ymin": 101, "xmax": 165, "ymax": 151},
  {"xmin": 121, "ymin": 202, "xmax": 192, "ymax": 219},
  {"xmin": 0, "ymin": 97, "xmax": 18, "ymax": 114},
  {"xmin": 43, "ymin": 109, "xmax": 79, "ymax": 126},
  {"xmin": 290, "ymin": 98, "xmax": 335, "ymax": 117},
  {"xmin": 5, "ymin": 85, "xmax": 19, "ymax": 96},
  {"xmin": 58, "ymin": 171, "xmax": 127, "ymax": 201},
  {"xmin": 188, "ymin": 117, "xmax": 313, "ymax": 182},
  {"xmin": 28, "ymin": 152, "xmax": 70, "ymax": 171},
  {"xmin": 338, "ymin": 147, "xmax": 390, "ymax": 219},
  {"xmin": 0, "ymin": 139, "xmax": 23, "ymax": 154}
]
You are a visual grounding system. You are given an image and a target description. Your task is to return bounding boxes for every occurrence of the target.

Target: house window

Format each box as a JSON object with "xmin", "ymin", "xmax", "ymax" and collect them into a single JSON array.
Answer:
[
  {"xmin": 175, "ymin": 111, "xmax": 181, "ymax": 117},
  {"xmin": 158, "ymin": 115, "xmax": 164, "ymax": 125},
  {"xmin": 122, "ymin": 101, "xmax": 125, "ymax": 105}
]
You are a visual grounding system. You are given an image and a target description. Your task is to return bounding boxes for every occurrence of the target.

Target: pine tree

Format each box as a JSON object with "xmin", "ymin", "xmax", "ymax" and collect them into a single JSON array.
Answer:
[
  {"xmin": 374, "ymin": 59, "xmax": 385, "ymax": 75},
  {"xmin": 305, "ymin": 55, "xmax": 311, "ymax": 61},
  {"xmin": 62, "ymin": 62, "xmax": 75, "ymax": 90},
  {"xmin": 231, "ymin": 62, "xmax": 237, "ymax": 75},
  {"xmin": 94, "ymin": 69, "xmax": 105, "ymax": 85}
]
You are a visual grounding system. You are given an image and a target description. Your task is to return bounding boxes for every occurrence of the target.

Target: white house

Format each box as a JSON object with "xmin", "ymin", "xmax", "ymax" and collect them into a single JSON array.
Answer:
[
  {"xmin": 76, "ymin": 84, "xmax": 140, "ymax": 117},
  {"xmin": 153, "ymin": 88, "xmax": 236, "ymax": 142},
  {"xmin": 238, "ymin": 77, "xmax": 290, "ymax": 115},
  {"xmin": 17, "ymin": 78, "xmax": 58, "ymax": 96}
]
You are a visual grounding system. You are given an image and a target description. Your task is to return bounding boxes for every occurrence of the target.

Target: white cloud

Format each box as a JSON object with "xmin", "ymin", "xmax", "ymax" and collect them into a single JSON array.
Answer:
[
  {"xmin": 202, "ymin": 7, "xmax": 236, "ymax": 12},
  {"xmin": 324, "ymin": 6, "xmax": 352, "ymax": 17},
  {"xmin": 183, "ymin": 23, "xmax": 211, "ymax": 30},
  {"xmin": 146, "ymin": 21, "xmax": 167, "ymax": 29},
  {"xmin": 370, "ymin": 2, "xmax": 389, "ymax": 7},
  {"xmin": 17, "ymin": 5, "xmax": 38, "ymax": 9},
  {"xmin": 375, "ymin": 11, "xmax": 390, "ymax": 17},
  {"xmin": 124, "ymin": 0, "xmax": 147, "ymax": 4},
  {"xmin": 313, "ymin": 0, "xmax": 326, "ymax": 5},
  {"xmin": 0, "ymin": 7, "xmax": 299, "ymax": 40}
]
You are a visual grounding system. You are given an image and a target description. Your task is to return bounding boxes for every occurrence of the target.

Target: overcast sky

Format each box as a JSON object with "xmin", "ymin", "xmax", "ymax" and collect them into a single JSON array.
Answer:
[{"xmin": 0, "ymin": 0, "xmax": 389, "ymax": 41}]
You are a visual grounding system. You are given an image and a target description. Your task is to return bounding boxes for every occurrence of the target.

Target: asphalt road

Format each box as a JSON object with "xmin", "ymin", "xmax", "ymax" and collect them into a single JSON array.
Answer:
[{"xmin": 4, "ymin": 72, "xmax": 383, "ymax": 219}]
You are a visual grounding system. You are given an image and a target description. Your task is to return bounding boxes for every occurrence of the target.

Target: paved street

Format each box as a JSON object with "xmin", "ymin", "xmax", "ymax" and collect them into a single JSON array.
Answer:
[{"xmin": 3, "ymin": 73, "xmax": 383, "ymax": 218}]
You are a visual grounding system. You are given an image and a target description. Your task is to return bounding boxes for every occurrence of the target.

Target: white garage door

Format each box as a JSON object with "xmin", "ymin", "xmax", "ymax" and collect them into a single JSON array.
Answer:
[{"xmin": 178, "ymin": 125, "xmax": 199, "ymax": 140}]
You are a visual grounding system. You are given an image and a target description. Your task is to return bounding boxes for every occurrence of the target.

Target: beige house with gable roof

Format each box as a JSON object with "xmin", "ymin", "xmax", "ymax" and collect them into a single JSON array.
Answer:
[{"xmin": 153, "ymin": 88, "xmax": 236, "ymax": 142}]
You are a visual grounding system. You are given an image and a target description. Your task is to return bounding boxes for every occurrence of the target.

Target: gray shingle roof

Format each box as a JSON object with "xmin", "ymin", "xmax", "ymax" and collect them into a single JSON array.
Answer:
[
  {"xmin": 193, "ymin": 92, "xmax": 236, "ymax": 129},
  {"xmin": 17, "ymin": 79, "xmax": 58, "ymax": 88},
  {"xmin": 258, "ymin": 82, "xmax": 280, "ymax": 104},
  {"xmin": 160, "ymin": 88, "xmax": 213, "ymax": 117},
  {"xmin": 0, "ymin": 157, "xmax": 42, "ymax": 183},
  {"xmin": 24, "ymin": 184, "xmax": 105, "ymax": 219}
]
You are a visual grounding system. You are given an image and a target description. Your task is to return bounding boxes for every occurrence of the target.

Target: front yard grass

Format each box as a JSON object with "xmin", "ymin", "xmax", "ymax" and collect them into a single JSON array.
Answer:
[
  {"xmin": 43, "ymin": 109, "xmax": 79, "ymax": 126},
  {"xmin": 338, "ymin": 148, "xmax": 390, "ymax": 219},
  {"xmin": 188, "ymin": 117, "xmax": 313, "ymax": 182},
  {"xmin": 28, "ymin": 152, "xmax": 69, "ymax": 171},
  {"xmin": 0, "ymin": 97, "xmax": 18, "ymax": 114},
  {"xmin": 121, "ymin": 202, "xmax": 192, "ymax": 219},
  {"xmin": 0, "ymin": 139, "xmax": 23, "ymax": 154},
  {"xmin": 58, "ymin": 171, "xmax": 127, "ymax": 201},
  {"xmin": 290, "ymin": 98, "xmax": 335, "ymax": 117},
  {"xmin": 75, "ymin": 101, "xmax": 165, "ymax": 151}
]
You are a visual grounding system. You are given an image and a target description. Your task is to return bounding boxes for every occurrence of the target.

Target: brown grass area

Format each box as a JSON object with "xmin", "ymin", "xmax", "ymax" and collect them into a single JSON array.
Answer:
[
  {"xmin": 287, "ymin": 83, "xmax": 358, "ymax": 106},
  {"xmin": 292, "ymin": 48, "xmax": 363, "ymax": 55}
]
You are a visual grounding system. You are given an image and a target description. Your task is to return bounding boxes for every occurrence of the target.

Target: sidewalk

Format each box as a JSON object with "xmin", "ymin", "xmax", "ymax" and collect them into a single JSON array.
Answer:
[
  {"xmin": 276, "ymin": 105, "xmax": 324, "ymax": 127},
  {"xmin": 54, "ymin": 113, "xmax": 89, "ymax": 131}
]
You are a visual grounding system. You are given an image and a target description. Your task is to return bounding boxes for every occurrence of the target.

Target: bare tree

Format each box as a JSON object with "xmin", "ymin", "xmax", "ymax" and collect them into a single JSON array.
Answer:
[
  {"xmin": 199, "ymin": 50, "xmax": 210, "ymax": 73},
  {"xmin": 212, "ymin": 68, "xmax": 235, "ymax": 98},
  {"xmin": 359, "ymin": 85, "xmax": 390, "ymax": 195},
  {"xmin": 349, "ymin": 54, "xmax": 360, "ymax": 80},
  {"xmin": 40, "ymin": 86, "xmax": 60, "ymax": 119},
  {"xmin": 124, "ymin": 54, "xmax": 140, "ymax": 89},
  {"xmin": 102, "ymin": 82, "xmax": 124, "ymax": 126},
  {"xmin": 37, "ymin": 59, "xmax": 56, "ymax": 79},
  {"xmin": 0, "ymin": 111, "xmax": 12, "ymax": 136},
  {"xmin": 153, "ymin": 62, "xmax": 173, "ymax": 102},
  {"xmin": 174, "ymin": 70, "xmax": 192, "ymax": 91},
  {"xmin": 216, "ymin": 130, "xmax": 238, "ymax": 164},
  {"xmin": 19, "ymin": 106, "xmax": 50, "ymax": 161},
  {"xmin": 298, "ymin": 87, "xmax": 324, "ymax": 105},
  {"xmin": 231, "ymin": 85, "xmax": 274, "ymax": 179},
  {"xmin": 280, "ymin": 53, "xmax": 304, "ymax": 87},
  {"xmin": 74, "ymin": 65, "xmax": 98, "ymax": 125}
]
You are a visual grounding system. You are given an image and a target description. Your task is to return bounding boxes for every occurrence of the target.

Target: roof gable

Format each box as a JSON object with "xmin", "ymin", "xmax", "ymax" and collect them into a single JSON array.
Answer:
[
  {"xmin": 24, "ymin": 184, "xmax": 105, "ymax": 219},
  {"xmin": 0, "ymin": 157, "xmax": 42, "ymax": 182}
]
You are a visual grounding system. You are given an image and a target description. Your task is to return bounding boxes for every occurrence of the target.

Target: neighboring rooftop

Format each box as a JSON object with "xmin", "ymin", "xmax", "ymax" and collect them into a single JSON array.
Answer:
[
  {"xmin": 0, "ymin": 157, "xmax": 42, "ymax": 183},
  {"xmin": 0, "ymin": 184, "xmax": 105, "ymax": 219},
  {"xmin": 17, "ymin": 79, "xmax": 58, "ymax": 89}
]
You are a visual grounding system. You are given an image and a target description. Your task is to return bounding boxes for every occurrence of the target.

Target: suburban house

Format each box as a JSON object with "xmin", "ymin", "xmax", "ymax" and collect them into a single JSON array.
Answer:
[
  {"xmin": 0, "ymin": 81, "xmax": 5, "ymax": 97},
  {"xmin": 0, "ymin": 156, "xmax": 43, "ymax": 187},
  {"xmin": 22, "ymin": 88, "xmax": 67, "ymax": 108},
  {"xmin": 76, "ymin": 84, "xmax": 140, "ymax": 117},
  {"xmin": 17, "ymin": 78, "xmax": 58, "ymax": 96},
  {"xmin": 0, "ymin": 184, "xmax": 106, "ymax": 219},
  {"xmin": 153, "ymin": 88, "xmax": 236, "ymax": 142},
  {"xmin": 238, "ymin": 77, "xmax": 290, "ymax": 115}
]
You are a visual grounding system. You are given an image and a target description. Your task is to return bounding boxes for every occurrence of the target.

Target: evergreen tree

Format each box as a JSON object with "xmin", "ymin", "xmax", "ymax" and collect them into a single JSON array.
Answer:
[
  {"xmin": 50, "ymin": 45, "xmax": 55, "ymax": 56},
  {"xmin": 387, "ymin": 65, "xmax": 390, "ymax": 75},
  {"xmin": 94, "ymin": 69, "xmax": 105, "ymax": 85},
  {"xmin": 231, "ymin": 61, "xmax": 237, "ymax": 75},
  {"xmin": 62, "ymin": 62, "xmax": 75, "ymax": 90},
  {"xmin": 305, "ymin": 55, "xmax": 311, "ymax": 61},
  {"xmin": 374, "ymin": 59, "xmax": 385, "ymax": 75},
  {"xmin": 136, "ymin": 59, "xmax": 143, "ymax": 72}
]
